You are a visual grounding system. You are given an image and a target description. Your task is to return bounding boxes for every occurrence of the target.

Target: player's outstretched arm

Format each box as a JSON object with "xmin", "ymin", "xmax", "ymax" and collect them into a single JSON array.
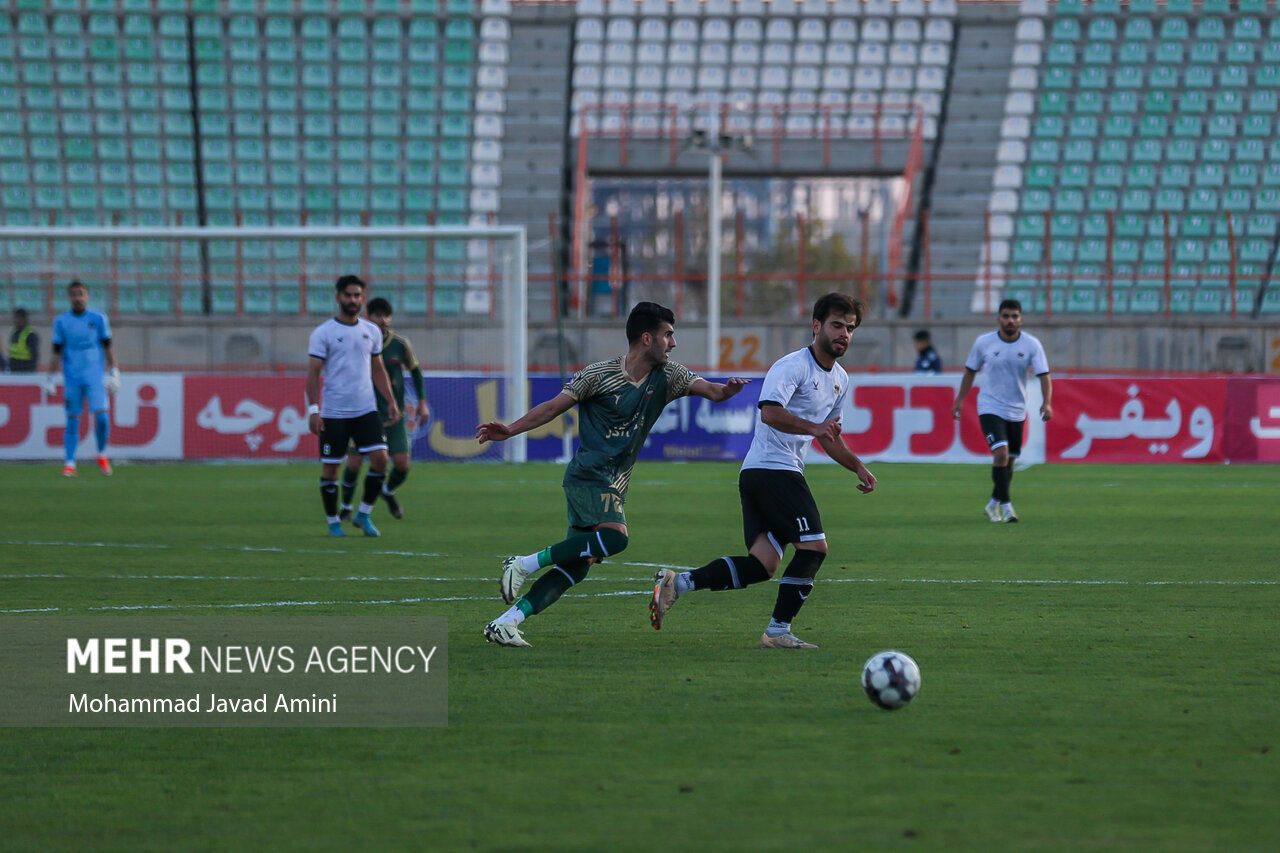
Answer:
[
  {"xmin": 477, "ymin": 392, "xmax": 576, "ymax": 444},
  {"xmin": 688, "ymin": 376, "xmax": 751, "ymax": 402},
  {"xmin": 817, "ymin": 432, "xmax": 877, "ymax": 494},
  {"xmin": 952, "ymin": 368, "xmax": 978, "ymax": 419}
]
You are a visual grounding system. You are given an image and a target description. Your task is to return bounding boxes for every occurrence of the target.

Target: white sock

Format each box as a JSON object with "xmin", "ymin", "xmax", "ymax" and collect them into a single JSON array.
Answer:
[
  {"xmin": 766, "ymin": 618, "xmax": 791, "ymax": 636},
  {"xmin": 326, "ymin": 515, "xmax": 340, "ymax": 525},
  {"xmin": 520, "ymin": 554, "xmax": 541, "ymax": 574},
  {"xmin": 340, "ymin": 503, "xmax": 352, "ymax": 512},
  {"xmin": 381, "ymin": 485, "xmax": 394, "ymax": 496},
  {"xmin": 497, "ymin": 605, "xmax": 525, "ymax": 626},
  {"xmin": 986, "ymin": 498, "xmax": 999, "ymax": 510},
  {"xmin": 358, "ymin": 502, "xmax": 374, "ymax": 515},
  {"xmin": 674, "ymin": 571, "xmax": 694, "ymax": 597},
  {"xmin": 1000, "ymin": 502, "xmax": 1013, "ymax": 514}
]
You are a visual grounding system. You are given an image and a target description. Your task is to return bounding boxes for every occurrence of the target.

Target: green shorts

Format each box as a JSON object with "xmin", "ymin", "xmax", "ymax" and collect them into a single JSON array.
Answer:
[
  {"xmin": 347, "ymin": 420, "xmax": 410, "ymax": 456},
  {"xmin": 563, "ymin": 483, "xmax": 627, "ymax": 530}
]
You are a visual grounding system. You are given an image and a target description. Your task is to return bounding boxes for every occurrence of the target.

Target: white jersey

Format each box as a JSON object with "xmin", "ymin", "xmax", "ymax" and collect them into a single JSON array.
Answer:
[
  {"xmin": 964, "ymin": 330, "xmax": 1050, "ymax": 421},
  {"xmin": 308, "ymin": 317, "xmax": 384, "ymax": 418},
  {"xmin": 742, "ymin": 346, "xmax": 850, "ymax": 473}
]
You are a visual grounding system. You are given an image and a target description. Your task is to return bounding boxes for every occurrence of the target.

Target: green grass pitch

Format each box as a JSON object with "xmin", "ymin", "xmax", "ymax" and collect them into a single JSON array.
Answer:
[{"xmin": 1, "ymin": 461, "xmax": 1278, "ymax": 851}]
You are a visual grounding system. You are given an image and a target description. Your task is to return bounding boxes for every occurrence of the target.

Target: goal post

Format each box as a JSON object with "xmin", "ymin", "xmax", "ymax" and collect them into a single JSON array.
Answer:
[{"xmin": 0, "ymin": 224, "xmax": 530, "ymax": 462}]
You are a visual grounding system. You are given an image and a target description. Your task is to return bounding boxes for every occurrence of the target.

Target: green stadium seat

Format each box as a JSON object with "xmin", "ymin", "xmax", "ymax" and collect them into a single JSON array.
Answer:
[
  {"xmin": 1095, "ymin": 165, "xmax": 1123, "ymax": 187},
  {"xmin": 1078, "ymin": 239, "xmax": 1107, "ymax": 263},
  {"xmin": 1122, "ymin": 19, "xmax": 1152, "ymax": 40},
  {"xmin": 1188, "ymin": 190, "xmax": 1219, "ymax": 213},
  {"xmin": 1022, "ymin": 190, "xmax": 1051, "ymax": 213},
  {"xmin": 1104, "ymin": 115, "xmax": 1133, "ymax": 138},
  {"xmin": 1149, "ymin": 67, "xmax": 1176, "ymax": 89},
  {"xmin": 1160, "ymin": 19, "xmax": 1189, "ymax": 40},
  {"xmin": 1154, "ymin": 41, "xmax": 1183, "ymax": 64},
  {"xmin": 1034, "ymin": 116, "xmax": 1064, "ymax": 138},
  {"xmin": 1114, "ymin": 67, "xmax": 1143, "ymax": 89},
  {"xmin": 1082, "ymin": 214, "xmax": 1109, "ymax": 238},
  {"xmin": 1117, "ymin": 41, "xmax": 1147, "ymax": 64},
  {"xmin": 1026, "ymin": 165, "xmax": 1054, "ymax": 188},
  {"xmin": 1082, "ymin": 43, "xmax": 1111, "ymax": 64},
  {"xmin": 1196, "ymin": 18, "xmax": 1226, "ymax": 40},
  {"xmin": 1088, "ymin": 189, "xmax": 1118, "ymax": 210},
  {"xmin": 1108, "ymin": 91, "xmax": 1137, "ymax": 114},
  {"xmin": 1028, "ymin": 140, "xmax": 1058, "ymax": 163},
  {"xmin": 1226, "ymin": 42, "xmax": 1255, "ymax": 64},
  {"xmin": 1016, "ymin": 215, "xmax": 1045, "ymax": 238}
]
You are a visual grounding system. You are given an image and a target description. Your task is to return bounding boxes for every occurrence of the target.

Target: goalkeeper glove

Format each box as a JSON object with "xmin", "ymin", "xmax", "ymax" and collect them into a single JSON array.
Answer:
[
  {"xmin": 43, "ymin": 373, "xmax": 58, "ymax": 395},
  {"xmin": 105, "ymin": 366, "xmax": 121, "ymax": 395}
]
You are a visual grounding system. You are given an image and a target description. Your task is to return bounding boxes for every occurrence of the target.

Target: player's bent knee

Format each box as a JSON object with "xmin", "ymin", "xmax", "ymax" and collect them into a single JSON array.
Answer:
[
  {"xmin": 782, "ymin": 549, "xmax": 827, "ymax": 581},
  {"xmin": 591, "ymin": 527, "xmax": 629, "ymax": 559}
]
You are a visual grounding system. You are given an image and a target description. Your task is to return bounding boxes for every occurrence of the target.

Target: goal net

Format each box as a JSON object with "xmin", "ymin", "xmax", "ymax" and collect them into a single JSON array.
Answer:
[{"xmin": 0, "ymin": 224, "xmax": 530, "ymax": 463}]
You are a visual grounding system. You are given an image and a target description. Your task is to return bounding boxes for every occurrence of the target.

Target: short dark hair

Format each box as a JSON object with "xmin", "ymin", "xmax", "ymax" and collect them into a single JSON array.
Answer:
[
  {"xmin": 626, "ymin": 301, "xmax": 675, "ymax": 344},
  {"xmin": 998, "ymin": 299, "xmax": 1023, "ymax": 314},
  {"xmin": 913, "ymin": 329, "xmax": 931, "ymax": 343},
  {"xmin": 335, "ymin": 274, "xmax": 366, "ymax": 293},
  {"xmin": 366, "ymin": 297, "xmax": 393, "ymax": 316},
  {"xmin": 13, "ymin": 308, "xmax": 27, "ymax": 321},
  {"xmin": 67, "ymin": 279, "xmax": 87, "ymax": 292},
  {"xmin": 812, "ymin": 292, "xmax": 863, "ymax": 328}
]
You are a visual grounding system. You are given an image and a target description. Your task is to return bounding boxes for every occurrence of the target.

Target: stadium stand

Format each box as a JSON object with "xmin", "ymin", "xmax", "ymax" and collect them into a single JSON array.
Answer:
[
  {"xmin": 569, "ymin": 0, "xmax": 955, "ymax": 140},
  {"xmin": 986, "ymin": 0, "xmax": 1280, "ymax": 315},
  {"xmin": 0, "ymin": 0, "xmax": 511, "ymax": 316}
]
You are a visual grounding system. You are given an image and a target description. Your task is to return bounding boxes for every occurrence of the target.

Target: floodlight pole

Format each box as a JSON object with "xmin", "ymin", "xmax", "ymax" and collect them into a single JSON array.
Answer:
[{"xmin": 707, "ymin": 148, "xmax": 723, "ymax": 373}]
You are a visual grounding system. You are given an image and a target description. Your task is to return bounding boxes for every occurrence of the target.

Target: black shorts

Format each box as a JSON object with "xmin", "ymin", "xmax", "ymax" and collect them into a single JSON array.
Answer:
[
  {"xmin": 319, "ymin": 411, "xmax": 387, "ymax": 463},
  {"xmin": 978, "ymin": 413, "xmax": 1024, "ymax": 458},
  {"xmin": 738, "ymin": 467, "xmax": 825, "ymax": 555}
]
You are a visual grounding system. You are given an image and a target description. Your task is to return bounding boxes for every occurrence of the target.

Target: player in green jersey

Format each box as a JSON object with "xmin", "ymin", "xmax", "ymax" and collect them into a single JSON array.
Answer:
[
  {"xmin": 339, "ymin": 298, "xmax": 430, "ymax": 523},
  {"xmin": 477, "ymin": 301, "xmax": 750, "ymax": 647}
]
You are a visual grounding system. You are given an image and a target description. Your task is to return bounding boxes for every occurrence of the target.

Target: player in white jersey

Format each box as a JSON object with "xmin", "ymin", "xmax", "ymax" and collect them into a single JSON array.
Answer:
[
  {"xmin": 649, "ymin": 293, "xmax": 877, "ymax": 650},
  {"xmin": 306, "ymin": 275, "xmax": 401, "ymax": 538},
  {"xmin": 951, "ymin": 298, "xmax": 1053, "ymax": 523}
]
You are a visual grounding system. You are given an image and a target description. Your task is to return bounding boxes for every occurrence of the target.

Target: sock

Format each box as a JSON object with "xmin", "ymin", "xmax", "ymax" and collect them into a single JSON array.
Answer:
[
  {"xmin": 772, "ymin": 549, "xmax": 825, "ymax": 625},
  {"xmin": 341, "ymin": 467, "xmax": 359, "ymax": 505},
  {"xmin": 64, "ymin": 414, "xmax": 80, "ymax": 463},
  {"xmin": 771, "ymin": 582, "xmax": 813, "ymax": 625},
  {"xmin": 1001, "ymin": 502, "xmax": 1014, "ymax": 515},
  {"xmin": 520, "ymin": 553, "xmax": 543, "ymax": 574},
  {"xmin": 541, "ymin": 529, "xmax": 629, "ymax": 570},
  {"xmin": 361, "ymin": 470, "xmax": 386, "ymax": 512},
  {"xmin": 766, "ymin": 617, "xmax": 791, "ymax": 637},
  {"xmin": 991, "ymin": 465, "xmax": 1011, "ymax": 503},
  {"xmin": 1007, "ymin": 465, "xmax": 1015, "ymax": 496},
  {"xmin": 386, "ymin": 467, "xmax": 408, "ymax": 493},
  {"xmin": 93, "ymin": 412, "xmax": 109, "ymax": 453},
  {"xmin": 320, "ymin": 479, "xmax": 339, "ymax": 518},
  {"xmin": 986, "ymin": 497, "xmax": 999, "ymax": 511},
  {"xmin": 496, "ymin": 604, "xmax": 526, "ymax": 625},
  {"xmin": 675, "ymin": 572, "xmax": 695, "ymax": 596},
  {"xmin": 519, "ymin": 563, "xmax": 591, "ymax": 616},
  {"xmin": 687, "ymin": 555, "xmax": 772, "ymax": 592}
]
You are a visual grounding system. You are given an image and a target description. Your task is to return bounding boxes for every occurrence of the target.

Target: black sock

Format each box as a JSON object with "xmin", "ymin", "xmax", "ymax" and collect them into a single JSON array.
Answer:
[
  {"xmin": 1006, "ymin": 465, "xmax": 1014, "ymax": 498},
  {"xmin": 991, "ymin": 465, "xmax": 1011, "ymax": 503},
  {"xmin": 772, "ymin": 582, "xmax": 814, "ymax": 624},
  {"xmin": 690, "ymin": 555, "xmax": 771, "ymax": 591},
  {"xmin": 386, "ymin": 467, "xmax": 408, "ymax": 492},
  {"xmin": 361, "ymin": 470, "xmax": 386, "ymax": 509},
  {"xmin": 341, "ymin": 467, "xmax": 359, "ymax": 505},
  {"xmin": 320, "ymin": 479, "xmax": 339, "ymax": 517}
]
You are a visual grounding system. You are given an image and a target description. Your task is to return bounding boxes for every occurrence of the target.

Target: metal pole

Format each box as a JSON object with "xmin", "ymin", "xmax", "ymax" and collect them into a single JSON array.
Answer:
[{"xmin": 707, "ymin": 150, "xmax": 723, "ymax": 372}]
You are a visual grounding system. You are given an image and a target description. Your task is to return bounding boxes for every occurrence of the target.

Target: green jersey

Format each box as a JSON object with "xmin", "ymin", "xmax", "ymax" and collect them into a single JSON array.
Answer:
[
  {"xmin": 562, "ymin": 356, "xmax": 698, "ymax": 497},
  {"xmin": 375, "ymin": 331, "xmax": 420, "ymax": 417}
]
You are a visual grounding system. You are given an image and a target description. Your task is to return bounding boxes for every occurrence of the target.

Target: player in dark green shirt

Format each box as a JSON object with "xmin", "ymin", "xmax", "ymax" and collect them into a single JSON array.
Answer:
[
  {"xmin": 339, "ymin": 298, "xmax": 430, "ymax": 523},
  {"xmin": 476, "ymin": 301, "xmax": 750, "ymax": 647}
]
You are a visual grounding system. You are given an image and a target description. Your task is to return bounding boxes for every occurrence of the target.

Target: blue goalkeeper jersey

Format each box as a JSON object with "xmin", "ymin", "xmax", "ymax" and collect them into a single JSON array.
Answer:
[{"xmin": 52, "ymin": 308, "xmax": 112, "ymax": 383}]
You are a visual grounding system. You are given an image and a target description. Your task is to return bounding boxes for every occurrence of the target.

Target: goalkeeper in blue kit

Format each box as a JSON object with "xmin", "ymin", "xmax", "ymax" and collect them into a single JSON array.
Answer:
[{"xmin": 46, "ymin": 280, "xmax": 119, "ymax": 476}]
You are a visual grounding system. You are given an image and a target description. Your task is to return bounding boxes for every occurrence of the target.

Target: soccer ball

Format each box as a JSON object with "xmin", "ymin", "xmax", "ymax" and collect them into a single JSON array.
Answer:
[{"xmin": 861, "ymin": 650, "xmax": 921, "ymax": 710}]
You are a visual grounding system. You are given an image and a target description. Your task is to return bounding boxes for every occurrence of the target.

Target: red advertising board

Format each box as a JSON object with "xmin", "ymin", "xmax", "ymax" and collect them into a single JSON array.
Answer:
[
  {"xmin": 1046, "ymin": 378, "xmax": 1226, "ymax": 464},
  {"xmin": 182, "ymin": 375, "xmax": 313, "ymax": 459}
]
